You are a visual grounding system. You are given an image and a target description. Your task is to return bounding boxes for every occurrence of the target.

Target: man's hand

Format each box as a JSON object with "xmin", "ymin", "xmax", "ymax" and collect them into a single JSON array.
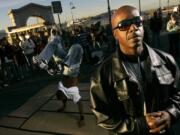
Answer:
[{"xmin": 145, "ymin": 111, "xmax": 171, "ymax": 134}]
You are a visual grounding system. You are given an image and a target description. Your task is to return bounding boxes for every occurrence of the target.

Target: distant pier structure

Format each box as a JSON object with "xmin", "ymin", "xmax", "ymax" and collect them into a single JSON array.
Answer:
[{"xmin": 6, "ymin": 3, "xmax": 55, "ymax": 42}]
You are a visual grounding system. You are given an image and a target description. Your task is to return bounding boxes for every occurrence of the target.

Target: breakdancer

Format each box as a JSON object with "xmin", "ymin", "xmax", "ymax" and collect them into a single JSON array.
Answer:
[{"xmin": 33, "ymin": 26, "xmax": 84, "ymax": 127}]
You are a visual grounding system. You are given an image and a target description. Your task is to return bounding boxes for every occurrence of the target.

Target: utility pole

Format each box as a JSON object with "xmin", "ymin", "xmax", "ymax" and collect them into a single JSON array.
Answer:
[
  {"xmin": 167, "ymin": 0, "xmax": 170, "ymax": 13},
  {"xmin": 139, "ymin": 0, "xmax": 142, "ymax": 15},
  {"xmin": 57, "ymin": 14, "xmax": 61, "ymax": 29},
  {"xmin": 107, "ymin": 0, "xmax": 111, "ymax": 25},
  {"xmin": 159, "ymin": 0, "xmax": 161, "ymax": 8},
  {"xmin": 70, "ymin": 1, "xmax": 75, "ymax": 31},
  {"xmin": 167, "ymin": 0, "xmax": 170, "ymax": 9}
]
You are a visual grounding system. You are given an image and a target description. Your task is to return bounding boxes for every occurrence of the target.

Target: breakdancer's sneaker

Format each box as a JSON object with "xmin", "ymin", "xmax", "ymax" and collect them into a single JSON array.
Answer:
[
  {"xmin": 32, "ymin": 56, "xmax": 48, "ymax": 70},
  {"xmin": 39, "ymin": 60, "xmax": 48, "ymax": 70},
  {"xmin": 32, "ymin": 56, "xmax": 41, "ymax": 65}
]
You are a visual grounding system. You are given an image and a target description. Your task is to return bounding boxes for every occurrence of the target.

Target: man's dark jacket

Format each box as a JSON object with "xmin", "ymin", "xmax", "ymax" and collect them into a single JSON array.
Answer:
[{"xmin": 90, "ymin": 45, "xmax": 180, "ymax": 135}]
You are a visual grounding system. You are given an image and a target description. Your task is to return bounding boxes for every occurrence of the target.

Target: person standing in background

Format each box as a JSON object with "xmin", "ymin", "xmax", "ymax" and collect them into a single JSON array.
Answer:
[
  {"xmin": 166, "ymin": 13, "xmax": 180, "ymax": 57},
  {"xmin": 150, "ymin": 11, "xmax": 162, "ymax": 48}
]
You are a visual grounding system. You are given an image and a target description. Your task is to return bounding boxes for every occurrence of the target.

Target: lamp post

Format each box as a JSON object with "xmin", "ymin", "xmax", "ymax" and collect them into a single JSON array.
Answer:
[
  {"xmin": 139, "ymin": 0, "xmax": 142, "ymax": 15},
  {"xmin": 107, "ymin": 0, "xmax": 111, "ymax": 25},
  {"xmin": 70, "ymin": 2, "xmax": 75, "ymax": 30},
  {"xmin": 167, "ymin": 0, "xmax": 170, "ymax": 10},
  {"xmin": 159, "ymin": 0, "xmax": 161, "ymax": 8},
  {"xmin": 57, "ymin": 14, "xmax": 61, "ymax": 29}
]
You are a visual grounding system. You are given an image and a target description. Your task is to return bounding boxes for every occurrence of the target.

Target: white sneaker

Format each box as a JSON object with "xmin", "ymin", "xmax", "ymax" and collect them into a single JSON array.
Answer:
[
  {"xmin": 32, "ymin": 56, "xmax": 40, "ymax": 65},
  {"xmin": 39, "ymin": 62, "xmax": 48, "ymax": 70}
]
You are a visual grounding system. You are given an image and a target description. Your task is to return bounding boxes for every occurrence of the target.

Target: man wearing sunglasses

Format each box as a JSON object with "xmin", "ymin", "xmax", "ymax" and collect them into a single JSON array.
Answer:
[{"xmin": 90, "ymin": 5, "xmax": 180, "ymax": 135}]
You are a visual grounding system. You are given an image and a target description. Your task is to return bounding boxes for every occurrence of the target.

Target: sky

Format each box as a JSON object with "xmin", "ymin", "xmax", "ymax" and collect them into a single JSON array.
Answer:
[{"xmin": 0, "ymin": 0, "xmax": 179, "ymax": 30}]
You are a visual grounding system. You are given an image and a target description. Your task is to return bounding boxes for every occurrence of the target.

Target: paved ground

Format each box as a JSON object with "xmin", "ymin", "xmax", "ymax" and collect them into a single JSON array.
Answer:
[
  {"xmin": 0, "ymin": 82, "xmax": 109, "ymax": 135},
  {"xmin": 0, "ymin": 32, "xmax": 179, "ymax": 135},
  {"xmin": 0, "ymin": 60, "xmax": 109, "ymax": 135},
  {"xmin": 0, "ymin": 71, "xmax": 60, "ymax": 117}
]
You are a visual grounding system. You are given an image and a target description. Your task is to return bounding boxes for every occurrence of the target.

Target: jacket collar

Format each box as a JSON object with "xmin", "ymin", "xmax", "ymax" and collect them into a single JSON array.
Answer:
[
  {"xmin": 111, "ymin": 44, "xmax": 165, "ymax": 82},
  {"xmin": 145, "ymin": 44, "xmax": 165, "ymax": 66}
]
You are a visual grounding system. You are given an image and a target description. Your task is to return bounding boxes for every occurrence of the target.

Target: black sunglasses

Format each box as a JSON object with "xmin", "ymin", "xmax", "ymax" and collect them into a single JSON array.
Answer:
[{"xmin": 113, "ymin": 16, "xmax": 143, "ymax": 31}]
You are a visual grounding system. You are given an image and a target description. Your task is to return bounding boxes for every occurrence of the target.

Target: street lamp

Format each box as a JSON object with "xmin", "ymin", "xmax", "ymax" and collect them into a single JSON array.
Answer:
[
  {"xmin": 139, "ymin": 0, "xmax": 142, "ymax": 15},
  {"xmin": 167, "ymin": 0, "xmax": 170, "ymax": 10},
  {"xmin": 70, "ymin": 1, "xmax": 75, "ymax": 30},
  {"xmin": 159, "ymin": 0, "xmax": 161, "ymax": 8},
  {"xmin": 107, "ymin": 0, "xmax": 111, "ymax": 25}
]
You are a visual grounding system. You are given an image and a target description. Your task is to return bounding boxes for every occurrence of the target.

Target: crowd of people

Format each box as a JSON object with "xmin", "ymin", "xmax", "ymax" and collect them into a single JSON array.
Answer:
[
  {"xmin": 0, "ymin": 31, "xmax": 48, "ymax": 88},
  {"xmin": 0, "ymin": 23, "xmax": 112, "ymax": 88}
]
